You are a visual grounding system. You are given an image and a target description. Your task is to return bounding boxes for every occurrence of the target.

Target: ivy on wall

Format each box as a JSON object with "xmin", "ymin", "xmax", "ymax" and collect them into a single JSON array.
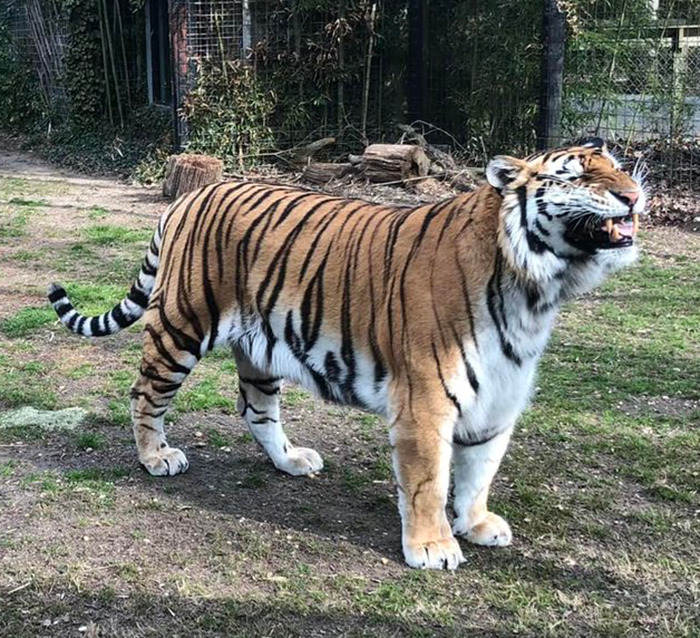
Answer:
[{"xmin": 62, "ymin": 0, "xmax": 105, "ymax": 122}]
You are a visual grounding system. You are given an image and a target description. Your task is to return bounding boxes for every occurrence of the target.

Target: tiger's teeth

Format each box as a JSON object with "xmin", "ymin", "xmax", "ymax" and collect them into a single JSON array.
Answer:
[
  {"xmin": 605, "ymin": 218, "xmax": 614, "ymax": 234},
  {"xmin": 611, "ymin": 224, "xmax": 621, "ymax": 241},
  {"xmin": 632, "ymin": 213, "xmax": 639, "ymax": 234}
]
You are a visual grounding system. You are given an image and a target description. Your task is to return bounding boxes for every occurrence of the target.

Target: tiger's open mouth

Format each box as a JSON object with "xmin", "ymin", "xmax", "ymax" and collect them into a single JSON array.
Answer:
[{"xmin": 566, "ymin": 212, "xmax": 640, "ymax": 251}]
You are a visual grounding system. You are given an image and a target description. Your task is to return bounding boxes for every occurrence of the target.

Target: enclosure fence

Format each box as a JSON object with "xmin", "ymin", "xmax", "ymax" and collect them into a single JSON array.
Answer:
[{"xmin": 5, "ymin": 0, "xmax": 700, "ymax": 189}]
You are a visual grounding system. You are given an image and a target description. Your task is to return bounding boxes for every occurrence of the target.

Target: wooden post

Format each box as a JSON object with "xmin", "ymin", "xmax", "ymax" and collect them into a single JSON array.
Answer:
[
  {"xmin": 162, "ymin": 154, "xmax": 224, "ymax": 200},
  {"xmin": 537, "ymin": 0, "xmax": 566, "ymax": 149},
  {"xmin": 671, "ymin": 26, "xmax": 688, "ymax": 138}
]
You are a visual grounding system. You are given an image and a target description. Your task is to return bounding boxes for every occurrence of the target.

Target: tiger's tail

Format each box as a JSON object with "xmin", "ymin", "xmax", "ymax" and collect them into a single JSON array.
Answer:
[{"xmin": 47, "ymin": 218, "xmax": 165, "ymax": 337}]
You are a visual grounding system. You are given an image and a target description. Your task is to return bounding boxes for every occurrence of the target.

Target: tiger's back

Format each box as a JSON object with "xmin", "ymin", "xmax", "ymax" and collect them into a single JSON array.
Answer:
[{"xmin": 152, "ymin": 180, "xmax": 498, "ymax": 414}]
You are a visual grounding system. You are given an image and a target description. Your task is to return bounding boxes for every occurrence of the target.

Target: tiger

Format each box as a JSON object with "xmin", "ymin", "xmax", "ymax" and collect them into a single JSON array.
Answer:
[{"xmin": 48, "ymin": 137, "xmax": 645, "ymax": 570}]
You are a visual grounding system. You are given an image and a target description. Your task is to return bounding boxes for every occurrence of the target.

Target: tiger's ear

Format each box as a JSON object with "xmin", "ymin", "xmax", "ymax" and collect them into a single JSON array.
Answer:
[
  {"xmin": 486, "ymin": 156, "xmax": 530, "ymax": 191},
  {"xmin": 579, "ymin": 136, "xmax": 608, "ymax": 152}
]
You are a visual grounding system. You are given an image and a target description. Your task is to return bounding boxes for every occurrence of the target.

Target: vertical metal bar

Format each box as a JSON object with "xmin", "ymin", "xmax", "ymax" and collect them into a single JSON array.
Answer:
[
  {"xmin": 145, "ymin": 0, "xmax": 154, "ymax": 104},
  {"xmin": 537, "ymin": 0, "xmax": 566, "ymax": 149}
]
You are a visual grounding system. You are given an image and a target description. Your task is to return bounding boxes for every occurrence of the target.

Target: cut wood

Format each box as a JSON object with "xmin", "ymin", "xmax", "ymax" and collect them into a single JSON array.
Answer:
[
  {"xmin": 302, "ymin": 162, "xmax": 354, "ymax": 184},
  {"xmin": 397, "ymin": 124, "xmax": 458, "ymax": 173},
  {"xmin": 162, "ymin": 154, "xmax": 224, "ymax": 200},
  {"xmin": 360, "ymin": 144, "xmax": 430, "ymax": 183}
]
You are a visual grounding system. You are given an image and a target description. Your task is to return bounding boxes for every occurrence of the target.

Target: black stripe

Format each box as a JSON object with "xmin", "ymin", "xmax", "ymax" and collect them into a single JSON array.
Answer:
[
  {"xmin": 48, "ymin": 287, "xmax": 65, "ymax": 303},
  {"xmin": 128, "ymin": 284, "xmax": 149, "ymax": 308},
  {"xmin": 251, "ymin": 417, "xmax": 278, "ymax": 425},
  {"xmin": 453, "ymin": 430, "xmax": 499, "ymax": 447},
  {"xmin": 431, "ymin": 344, "xmax": 462, "ymax": 417},
  {"xmin": 486, "ymin": 252, "xmax": 522, "ymax": 366},
  {"xmin": 55, "ymin": 302, "xmax": 72, "ymax": 318}
]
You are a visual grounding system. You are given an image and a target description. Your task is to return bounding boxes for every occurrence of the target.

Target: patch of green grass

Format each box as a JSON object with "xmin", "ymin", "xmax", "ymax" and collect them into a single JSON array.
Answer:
[
  {"xmin": 0, "ymin": 176, "xmax": 68, "ymax": 199},
  {"xmin": 0, "ymin": 460, "xmax": 16, "ymax": 477},
  {"xmin": 8, "ymin": 197, "xmax": 47, "ymax": 207},
  {"xmin": 208, "ymin": 427, "xmax": 232, "ymax": 448},
  {"xmin": 82, "ymin": 225, "xmax": 152, "ymax": 247},
  {"xmin": 282, "ymin": 386, "xmax": 309, "ymax": 407},
  {"xmin": 369, "ymin": 455, "xmax": 393, "ymax": 482},
  {"xmin": 57, "ymin": 282, "xmax": 130, "ymax": 315},
  {"xmin": 240, "ymin": 468, "xmax": 268, "ymax": 489},
  {"xmin": 175, "ymin": 377, "xmax": 236, "ymax": 413},
  {"xmin": 74, "ymin": 431, "xmax": 107, "ymax": 451},
  {"xmin": 0, "ymin": 358, "xmax": 58, "ymax": 411},
  {"xmin": 0, "ymin": 200, "xmax": 42, "ymax": 238},
  {"xmin": 9, "ymin": 249, "xmax": 40, "ymax": 263},
  {"xmin": 220, "ymin": 359, "xmax": 237, "ymax": 373},
  {"xmin": 341, "ymin": 467, "xmax": 371, "ymax": 492},
  {"xmin": 51, "ymin": 242, "xmax": 143, "ymax": 285},
  {"xmin": 66, "ymin": 363, "xmax": 94, "ymax": 380},
  {"xmin": 1, "ymin": 307, "xmax": 56, "ymax": 337},
  {"xmin": 107, "ymin": 399, "xmax": 131, "ymax": 426}
]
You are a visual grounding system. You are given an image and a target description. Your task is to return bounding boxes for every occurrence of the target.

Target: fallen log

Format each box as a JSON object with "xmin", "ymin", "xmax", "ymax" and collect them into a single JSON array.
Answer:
[
  {"xmin": 360, "ymin": 144, "xmax": 430, "ymax": 183},
  {"xmin": 162, "ymin": 153, "xmax": 224, "ymax": 201},
  {"xmin": 302, "ymin": 162, "xmax": 354, "ymax": 184}
]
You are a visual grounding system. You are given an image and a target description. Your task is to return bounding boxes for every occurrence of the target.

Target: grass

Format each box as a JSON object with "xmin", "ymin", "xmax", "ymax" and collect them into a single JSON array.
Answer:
[
  {"xmin": 74, "ymin": 431, "xmax": 107, "ymax": 451},
  {"xmin": 0, "ymin": 355, "xmax": 58, "ymax": 411},
  {"xmin": 1, "ymin": 170, "xmax": 699, "ymax": 637},
  {"xmin": 0, "ymin": 199, "xmax": 43, "ymax": 239},
  {"xmin": 82, "ymin": 225, "xmax": 152, "ymax": 247},
  {"xmin": 1, "ymin": 307, "xmax": 56, "ymax": 337}
]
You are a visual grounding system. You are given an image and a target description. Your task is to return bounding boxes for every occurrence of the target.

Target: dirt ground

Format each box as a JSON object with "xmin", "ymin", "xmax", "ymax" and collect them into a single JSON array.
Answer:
[{"xmin": 1, "ymin": 148, "xmax": 699, "ymax": 638}]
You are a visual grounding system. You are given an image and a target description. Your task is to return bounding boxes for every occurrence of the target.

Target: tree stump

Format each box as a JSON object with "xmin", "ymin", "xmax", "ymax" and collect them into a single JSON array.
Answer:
[
  {"xmin": 360, "ymin": 144, "xmax": 430, "ymax": 183},
  {"xmin": 162, "ymin": 154, "xmax": 224, "ymax": 201},
  {"xmin": 302, "ymin": 162, "xmax": 354, "ymax": 184}
]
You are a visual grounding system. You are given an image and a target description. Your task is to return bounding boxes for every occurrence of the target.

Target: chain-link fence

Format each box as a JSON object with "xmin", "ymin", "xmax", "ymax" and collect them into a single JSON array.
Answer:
[
  {"xmin": 5, "ymin": 0, "xmax": 700, "ymax": 189},
  {"xmin": 564, "ymin": 1, "xmax": 700, "ymax": 189}
]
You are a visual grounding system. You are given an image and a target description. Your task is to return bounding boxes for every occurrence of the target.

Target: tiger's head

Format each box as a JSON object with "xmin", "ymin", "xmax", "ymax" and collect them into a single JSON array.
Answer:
[{"xmin": 485, "ymin": 138, "xmax": 646, "ymax": 287}]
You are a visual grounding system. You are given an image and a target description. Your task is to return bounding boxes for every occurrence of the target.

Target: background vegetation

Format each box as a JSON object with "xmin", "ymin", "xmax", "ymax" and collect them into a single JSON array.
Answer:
[{"xmin": 1, "ymin": 0, "xmax": 699, "ymax": 178}]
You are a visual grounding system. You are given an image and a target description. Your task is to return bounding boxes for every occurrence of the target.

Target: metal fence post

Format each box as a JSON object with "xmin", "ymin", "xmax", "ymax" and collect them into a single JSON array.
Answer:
[{"xmin": 537, "ymin": 0, "xmax": 566, "ymax": 149}]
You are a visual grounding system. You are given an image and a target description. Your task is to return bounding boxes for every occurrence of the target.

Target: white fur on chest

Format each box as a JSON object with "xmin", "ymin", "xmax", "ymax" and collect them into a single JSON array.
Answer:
[{"xmin": 455, "ymin": 328, "xmax": 539, "ymax": 443}]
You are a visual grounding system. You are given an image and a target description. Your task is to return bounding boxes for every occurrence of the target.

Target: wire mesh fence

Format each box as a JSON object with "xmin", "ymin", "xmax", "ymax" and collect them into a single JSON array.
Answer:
[{"xmin": 4, "ymin": 0, "xmax": 700, "ymax": 189}]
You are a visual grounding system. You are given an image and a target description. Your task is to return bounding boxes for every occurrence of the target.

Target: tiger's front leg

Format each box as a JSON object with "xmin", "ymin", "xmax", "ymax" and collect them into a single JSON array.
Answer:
[
  {"xmin": 452, "ymin": 427, "xmax": 513, "ymax": 546},
  {"xmin": 390, "ymin": 392, "xmax": 465, "ymax": 570}
]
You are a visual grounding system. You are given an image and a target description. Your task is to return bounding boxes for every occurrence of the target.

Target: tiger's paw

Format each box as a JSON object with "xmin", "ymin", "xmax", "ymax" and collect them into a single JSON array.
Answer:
[
  {"xmin": 275, "ymin": 447, "xmax": 323, "ymax": 476},
  {"xmin": 140, "ymin": 446, "xmax": 189, "ymax": 476},
  {"xmin": 453, "ymin": 512, "xmax": 512, "ymax": 547},
  {"xmin": 403, "ymin": 535, "xmax": 465, "ymax": 570}
]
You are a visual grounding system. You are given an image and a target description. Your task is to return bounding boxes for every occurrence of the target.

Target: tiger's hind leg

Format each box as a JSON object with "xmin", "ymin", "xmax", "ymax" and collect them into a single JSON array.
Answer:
[
  {"xmin": 233, "ymin": 345, "xmax": 323, "ymax": 476},
  {"xmin": 130, "ymin": 316, "xmax": 198, "ymax": 476}
]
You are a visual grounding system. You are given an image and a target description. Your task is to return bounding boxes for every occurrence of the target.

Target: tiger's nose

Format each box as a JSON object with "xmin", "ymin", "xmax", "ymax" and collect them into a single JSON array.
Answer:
[{"xmin": 620, "ymin": 190, "xmax": 640, "ymax": 205}]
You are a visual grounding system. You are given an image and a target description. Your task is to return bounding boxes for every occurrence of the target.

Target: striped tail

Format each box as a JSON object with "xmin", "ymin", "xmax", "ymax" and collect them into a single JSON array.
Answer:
[{"xmin": 47, "ymin": 221, "xmax": 163, "ymax": 337}]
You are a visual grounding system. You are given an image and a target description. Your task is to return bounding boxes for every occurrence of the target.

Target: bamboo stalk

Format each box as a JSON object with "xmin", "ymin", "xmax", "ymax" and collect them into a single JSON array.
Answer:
[
  {"xmin": 337, "ymin": 0, "xmax": 346, "ymax": 136},
  {"xmin": 102, "ymin": 0, "xmax": 124, "ymax": 128},
  {"xmin": 360, "ymin": 2, "xmax": 377, "ymax": 144},
  {"xmin": 97, "ymin": 0, "xmax": 114, "ymax": 126},
  {"xmin": 114, "ymin": 0, "xmax": 132, "ymax": 110}
]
